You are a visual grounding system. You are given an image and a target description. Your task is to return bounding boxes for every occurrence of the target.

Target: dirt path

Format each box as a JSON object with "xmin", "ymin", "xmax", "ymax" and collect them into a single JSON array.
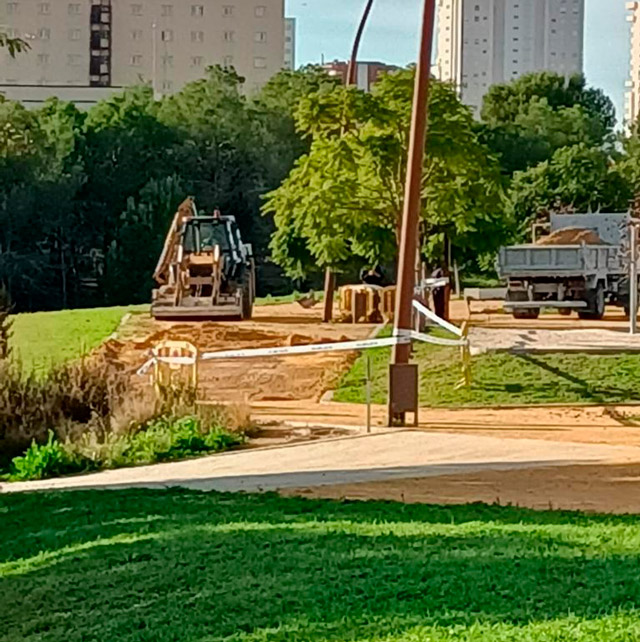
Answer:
[
  {"xmin": 103, "ymin": 303, "xmax": 377, "ymax": 403},
  {"xmin": 4, "ymin": 429, "xmax": 640, "ymax": 499},
  {"xmin": 287, "ymin": 462, "xmax": 640, "ymax": 514}
]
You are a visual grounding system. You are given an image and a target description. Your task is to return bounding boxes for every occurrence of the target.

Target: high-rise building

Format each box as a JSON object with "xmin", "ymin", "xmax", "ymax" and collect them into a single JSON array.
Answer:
[
  {"xmin": 626, "ymin": 1, "xmax": 640, "ymax": 126},
  {"xmin": 0, "ymin": 0, "xmax": 285, "ymax": 107},
  {"xmin": 436, "ymin": 0, "xmax": 585, "ymax": 114},
  {"xmin": 284, "ymin": 16, "xmax": 295, "ymax": 70}
]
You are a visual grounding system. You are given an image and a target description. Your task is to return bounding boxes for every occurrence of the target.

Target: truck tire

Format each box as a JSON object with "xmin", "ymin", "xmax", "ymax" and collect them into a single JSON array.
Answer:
[
  {"xmin": 578, "ymin": 284, "xmax": 605, "ymax": 320},
  {"xmin": 507, "ymin": 291, "xmax": 540, "ymax": 320}
]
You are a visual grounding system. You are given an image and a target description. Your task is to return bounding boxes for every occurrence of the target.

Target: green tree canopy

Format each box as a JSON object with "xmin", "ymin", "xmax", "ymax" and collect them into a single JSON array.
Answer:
[
  {"xmin": 264, "ymin": 68, "xmax": 507, "ymax": 280},
  {"xmin": 509, "ymin": 143, "xmax": 630, "ymax": 236},
  {"xmin": 480, "ymin": 72, "xmax": 616, "ymax": 175}
]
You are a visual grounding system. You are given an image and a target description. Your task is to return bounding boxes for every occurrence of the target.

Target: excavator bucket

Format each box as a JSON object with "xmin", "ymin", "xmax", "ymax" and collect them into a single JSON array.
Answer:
[{"xmin": 151, "ymin": 199, "xmax": 256, "ymax": 321}]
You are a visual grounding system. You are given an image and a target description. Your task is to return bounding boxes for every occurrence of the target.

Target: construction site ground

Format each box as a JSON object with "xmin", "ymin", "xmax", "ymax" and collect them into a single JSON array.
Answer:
[{"xmin": 22, "ymin": 299, "xmax": 640, "ymax": 515}]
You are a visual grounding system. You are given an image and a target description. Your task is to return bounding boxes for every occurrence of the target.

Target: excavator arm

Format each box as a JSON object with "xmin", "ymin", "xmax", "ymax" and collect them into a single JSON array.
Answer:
[{"xmin": 153, "ymin": 197, "xmax": 197, "ymax": 285}]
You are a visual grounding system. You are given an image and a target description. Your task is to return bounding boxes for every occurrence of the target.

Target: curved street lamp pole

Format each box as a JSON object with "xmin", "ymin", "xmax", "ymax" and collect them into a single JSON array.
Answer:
[
  {"xmin": 389, "ymin": 0, "xmax": 437, "ymax": 425},
  {"xmin": 322, "ymin": 0, "xmax": 375, "ymax": 323}
]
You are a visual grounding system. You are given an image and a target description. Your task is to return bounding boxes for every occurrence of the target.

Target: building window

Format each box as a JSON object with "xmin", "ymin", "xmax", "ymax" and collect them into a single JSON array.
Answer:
[
  {"xmin": 161, "ymin": 30, "xmax": 173, "ymax": 42},
  {"xmin": 253, "ymin": 56, "xmax": 267, "ymax": 69},
  {"xmin": 68, "ymin": 3, "xmax": 81, "ymax": 14},
  {"xmin": 191, "ymin": 31, "xmax": 204, "ymax": 43},
  {"xmin": 39, "ymin": 28, "xmax": 51, "ymax": 40},
  {"xmin": 255, "ymin": 5, "xmax": 266, "ymax": 17},
  {"xmin": 223, "ymin": 55, "xmax": 233, "ymax": 67},
  {"xmin": 223, "ymin": 5, "xmax": 234, "ymax": 16},
  {"xmin": 162, "ymin": 80, "xmax": 173, "ymax": 91},
  {"xmin": 191, "ymin": 56, "xmax": 204, "ymax": 67},
  {"xmin": 224, "ymin": 31, "xmax": 234, "ymax": 42},
  {"xmin": 38, "ymin": 3, "xmax": 51, "ymax": 15},
  {"xmin": 191, "ymin": 4, "xmax": 204, "ymax": 16},
  {"xmin": 162, "ymin": 55, "xmax": 174, "ymax": 67},
  {"xmin": 255, "ymin": 31, "xmax": 267, "ymax": 43},
  {"xmin": 131, "ymin": 4, "xmax": 142, "ymax": 16},
  {"xmin": 130, "ymin": 54, "xmax": 143, "ymax": 66},
  {"xmin": 69, "ymin": 28, "xmax": 81, "ymax": 41},
  {"xmin": 131, "ymin": 29, "xmax": 143, "ymax": 40},
  {"xmin": 161, "ymin": 4, "xmax": 173, "ymax": 17},
  {"xmin": 67, "ymin": 54, "xmax": 82, "ymax": 66},
  {"xmin": 7, "ymin": 3, "xmax": 18, "ymax": 15},
  {"xmin": 37, "ymin": 53, "xmax": 50, "ymax": 65}
]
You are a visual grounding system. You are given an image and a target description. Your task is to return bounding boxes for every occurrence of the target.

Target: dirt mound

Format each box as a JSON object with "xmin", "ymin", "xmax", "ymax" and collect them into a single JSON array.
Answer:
[
  {"xmin": 94, "ymin": 304, "xmax": 376, "ymax": 404},
  {"xmin": 537, "ymin": 227, "xmax": 605, "ymax": 246}
]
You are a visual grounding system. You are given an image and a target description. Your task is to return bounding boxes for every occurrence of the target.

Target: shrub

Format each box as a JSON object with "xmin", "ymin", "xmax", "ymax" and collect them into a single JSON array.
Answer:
[
  {"xmin": 9, "ymin": 431, "xmax": 93, "ymax": 481},
  {"xmin": 7, "ymin": 417, "xmax": 243, "ymax": 482},
  {"xmin": 104, "ymin": 416, "xmax": 243, "ymax": 468},
  {"xmin": 0, "ymin": 357, "xmax": 127, "ymax": 467}
]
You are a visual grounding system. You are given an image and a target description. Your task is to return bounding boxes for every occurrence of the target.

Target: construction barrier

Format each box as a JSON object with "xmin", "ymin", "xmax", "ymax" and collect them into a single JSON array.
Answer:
[{"xmin": 137, "ymin": 301, "xmax": 472, "ymax": 389}]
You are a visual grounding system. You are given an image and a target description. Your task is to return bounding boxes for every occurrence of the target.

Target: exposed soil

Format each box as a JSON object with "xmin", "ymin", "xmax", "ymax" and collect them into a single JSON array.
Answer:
[
  {"xmin": 100, "ymin": 303, "xmax": 377, "ymax": 403},
  {"xmin": 285, "ymin": 462, "xmax": 640, "ymax": 515}
]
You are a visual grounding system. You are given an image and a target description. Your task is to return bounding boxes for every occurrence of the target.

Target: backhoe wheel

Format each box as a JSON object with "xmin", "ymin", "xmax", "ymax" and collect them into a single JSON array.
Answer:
[{"xmin": 240, "ymin": 270, "xmax": 254, "ymax": 320}]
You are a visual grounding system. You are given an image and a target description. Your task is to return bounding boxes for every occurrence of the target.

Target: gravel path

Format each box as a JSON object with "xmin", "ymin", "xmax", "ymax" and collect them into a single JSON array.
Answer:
[
  {"xmin": 470, "ymin": 326, "xmax": 640, "ymax": 354},
  {"xmin": 3, "ymin": 429, "xmax": 640, "ymax": 495}
]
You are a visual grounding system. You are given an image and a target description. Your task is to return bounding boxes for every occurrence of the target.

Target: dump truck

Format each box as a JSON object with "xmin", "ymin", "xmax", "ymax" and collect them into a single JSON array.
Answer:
[
  {"xmin": 497, "ymin": 212, "xmax": 633, "ymax": 320},
  {"xmin": 151, "ymin": 198, "xmax": 256, "ymax": 320}
]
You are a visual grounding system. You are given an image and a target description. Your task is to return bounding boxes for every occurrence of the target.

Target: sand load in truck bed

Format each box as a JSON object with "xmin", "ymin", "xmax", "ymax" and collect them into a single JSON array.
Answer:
[{"xmin": 537, "ymin": 227, "xmax": 606, "ymax": 246}]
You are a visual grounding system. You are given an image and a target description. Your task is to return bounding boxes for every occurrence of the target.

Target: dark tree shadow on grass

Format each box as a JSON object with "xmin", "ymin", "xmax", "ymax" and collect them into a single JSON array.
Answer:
[{"xmin": 2, "ymin": 490, "xmax": 640, "ymax": 641}]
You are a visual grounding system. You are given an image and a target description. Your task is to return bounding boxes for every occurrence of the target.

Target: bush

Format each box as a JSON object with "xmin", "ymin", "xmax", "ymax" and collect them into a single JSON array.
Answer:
[
  {"xmin": 6, "ymin": 417, "xmax": 243, "ymax": 482},
  {"xmin": 0, "ymin": 357, "xmax": 127, "ymax": 467},
  {"xmin": 9, "ymin": 431, "xmax": 93, "ymax": 481}
]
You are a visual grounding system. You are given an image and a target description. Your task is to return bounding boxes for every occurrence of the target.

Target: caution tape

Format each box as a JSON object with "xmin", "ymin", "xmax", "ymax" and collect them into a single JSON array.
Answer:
[
  {"xmin": 137, "ymin": 302, "xmax": 470, "ymax": 376},
  {"xmin": 412, "ymin": 299, "xmax": 463, "ymax": 337}
]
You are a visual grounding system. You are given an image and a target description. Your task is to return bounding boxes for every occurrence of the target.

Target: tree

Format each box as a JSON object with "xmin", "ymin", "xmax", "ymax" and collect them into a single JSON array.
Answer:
[
  {"xmin": 0, "ymin": 32, "xmax": 29, "ymax": 58},
  {"xmin": 509, "ymin": 143, "xmax": 631, "ymax": 236},
  {"xmin": 0, "ymin": 285, "xmax": 12, "ymax": 360},
  {"xmin": 105, "ymin": 176, "xmax": 184, "ymax": 304},
  {"xmin": 264, "ymin": 68, "xmax": 507, "ymax": 280},
  {"xmin": 479, "ymin": 72, "xmax": 616, "ymax": 174}
]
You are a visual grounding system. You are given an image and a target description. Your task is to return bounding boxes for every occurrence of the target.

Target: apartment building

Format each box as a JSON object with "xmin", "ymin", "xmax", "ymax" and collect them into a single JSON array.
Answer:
[
  {"xmin": 627, "ymin": 1, "xmax": 640, "ymax": 126},
  {"xmin": 0, "ymin": 0, "xmax": 286, "ymax": 107},
  {"xmin": 323, "ymin": 60, "xmax": 398, "ymax": 92},
  {"xmin": 436, "ymin": 0, "xmax": 585, "ymax": 114},
  {"xmin": 284, "ymin": 16, "xmax": 294, "ymax": 70}
]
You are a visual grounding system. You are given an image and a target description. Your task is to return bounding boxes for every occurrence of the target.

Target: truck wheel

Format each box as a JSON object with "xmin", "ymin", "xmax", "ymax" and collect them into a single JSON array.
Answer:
[
  {"xmin": 513, "ymin": 308, "xmax": 540, "ymax": 320},
  {"xmin": 507, "ymin": 291, "xmax": 540, "ymax": 320},
  {"xmin": 578, "ymin": 285, "xmax": 605, "ymax": 320}
]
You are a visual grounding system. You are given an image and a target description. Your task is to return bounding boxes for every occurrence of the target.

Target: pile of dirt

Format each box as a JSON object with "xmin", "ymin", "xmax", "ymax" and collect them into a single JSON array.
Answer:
[
  {"xmin": 537, "ymin": 227, "xmax": 605, "ymax": 246},
  {"xmin": 94, "ymin": 304, "xmax": 377, "ymax": 404}
]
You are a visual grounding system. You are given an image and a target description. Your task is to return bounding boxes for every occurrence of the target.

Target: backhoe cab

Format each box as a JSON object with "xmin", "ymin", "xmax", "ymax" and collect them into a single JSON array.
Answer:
[{"xmin": 151, "ymin": 198, "xmax": 256, "ymax": 321}]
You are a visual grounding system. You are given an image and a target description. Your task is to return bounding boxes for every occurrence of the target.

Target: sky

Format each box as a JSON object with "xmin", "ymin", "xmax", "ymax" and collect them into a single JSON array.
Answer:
[{"xmin": 285, "ymin": 0, "xmax": 629, "ymax": 125}]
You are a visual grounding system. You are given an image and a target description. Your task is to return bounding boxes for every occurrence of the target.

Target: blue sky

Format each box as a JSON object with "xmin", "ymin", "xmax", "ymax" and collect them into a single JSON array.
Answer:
[{"xmin": 286, "ymin": 0, "xmax": 629, "ymax": 125}]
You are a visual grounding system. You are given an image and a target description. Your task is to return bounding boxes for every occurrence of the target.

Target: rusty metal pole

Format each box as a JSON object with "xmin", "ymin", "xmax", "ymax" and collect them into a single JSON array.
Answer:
[
  {"xmin": 390, "ymin": 0, "xmax": 437, "ymax": 417},
  {"xmin": 322, "ymin": 0, "xmax": 375, "ymax": 323}
]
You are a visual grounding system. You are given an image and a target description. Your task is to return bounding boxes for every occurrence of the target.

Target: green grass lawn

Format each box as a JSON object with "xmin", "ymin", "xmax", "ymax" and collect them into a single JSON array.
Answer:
[
  {"xmin": 9, "ymin": 294, "xmax": 301, "ymax": 373},
  {"xmin": 2, "ymin": 490, "xmax": 640, "ymax": 641},
  {"xmin": 335, "ymin": 337, "xmax": 640, "ymax": 407},
  {"xmin": 11, "ymin": 305, "xmax": 149, "ymax": 374}
]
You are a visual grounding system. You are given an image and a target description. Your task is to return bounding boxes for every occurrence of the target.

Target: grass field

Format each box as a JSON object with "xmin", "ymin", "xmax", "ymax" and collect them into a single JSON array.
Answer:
[
  {"xmin": 2, "ymin": 490, "xmax": 640, "ymax": 641},
  {"xmin": 10, "ymin": 305, "xmax": 149, "ymax": 373},
  {"xmin": 9, "ymin": 296, "xmax": 299, "ymax": 373},
  {"xmin": 334, "ymin": 338, "xmax": 640, "ymax": 406}
]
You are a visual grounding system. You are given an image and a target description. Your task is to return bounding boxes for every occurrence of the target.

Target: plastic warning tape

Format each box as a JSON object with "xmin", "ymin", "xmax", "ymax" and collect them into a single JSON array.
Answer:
[
  {"xmin": 412, "ymin": 299, "xmax": 463, "ymax": 337},
  {"xmin": 136, "ymin": 305, "xmax": 470, "ymax": 376}
]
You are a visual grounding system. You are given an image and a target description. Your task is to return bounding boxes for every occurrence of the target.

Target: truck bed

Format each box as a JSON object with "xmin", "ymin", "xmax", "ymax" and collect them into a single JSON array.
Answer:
[{"xmin": 498, "ymin": 244, "xmax": 621, "ymax": 279}]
